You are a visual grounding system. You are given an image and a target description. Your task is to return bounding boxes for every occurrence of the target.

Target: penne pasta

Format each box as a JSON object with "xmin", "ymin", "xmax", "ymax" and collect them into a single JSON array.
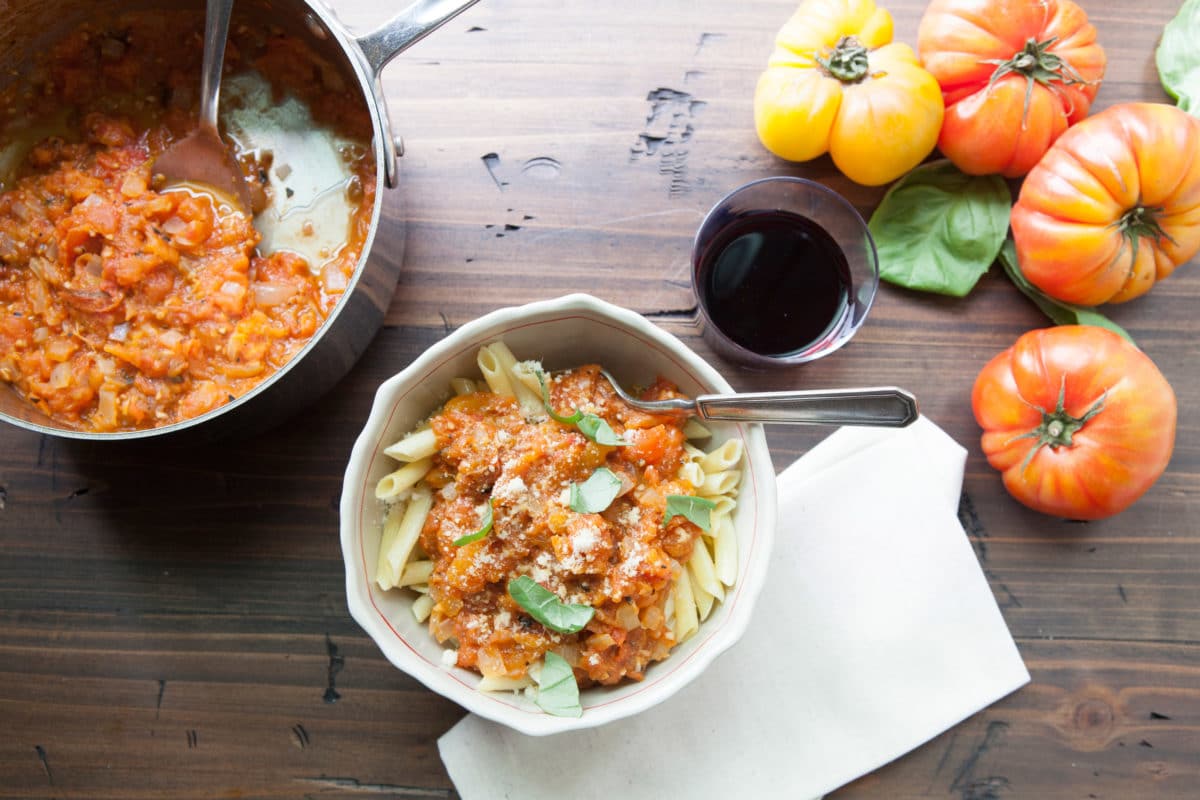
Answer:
[
  {"xmin": 682, "ymin": 418, "xmax": 712, "ymax": 441},
  {"xmin": 699, "ymin": 439, "xmax": 744, "ymax": 473},
  {"xmin": 714, "ymin": 514, "xmax": 738, "ymax": 587},
  {"xmin": 375, "ymin": 502, "xmax": 408, "ymax": 590},
  {"xmin": 398, "ymin": 559, "xmax": 434, "ymax": 587},
  {"xmin": 510, "ymin": 359, "xmax": 546, "ymax": 398},
  {"xmin": 411, "ymin": 592, "xmax": 434, "ymax": 622},
  {"xmin": 375, "ymin": 487, "xmax": 433, "ymax": 590},
  {"xmin": 691, "ymin": 568, "xmax": 715, "ymax": 622},
  {"xmin": 698, "ymin": 468, "xmax": 741, "ymax": 497},
  {"xmin": 383, "ymin": 427, "xmax": 438, "ymax": 462},
  {"xmin": 487, "ymin": 341, "xmax": 545, "ymax": 417},
  {"xmin": 702, "ymin": 496, "xmax": 737, "ymax": 541},
  {"xmin": 672, "ymin": 567, "xmax": 699, "ymax": 643},
  {"xmin": 678, "ymin": 461, "xmax": 705, "ymax": 488},
  {"xmin": 478, "ymin": 674, "xmax": 535, "ymax": 692},
  {"xmin": 477, "ymin": 344, "xmax": 517, "ymax": 396},
  {"xmin": 450, "ymin": 377, "xmax": 477, "ymax": 396},
  {"xmin": 688, "ymin": 536, "xmax": 724, "ymax": 602},
  {"xmin": 375, "ymin": 457, "xmax": 434, "ymax": 501}
]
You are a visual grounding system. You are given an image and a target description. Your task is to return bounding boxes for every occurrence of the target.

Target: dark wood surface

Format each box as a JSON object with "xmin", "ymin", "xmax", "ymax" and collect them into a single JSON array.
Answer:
[{"xmin": 3, "ymin": 0, "xmax": 1198, "ymax": 797}]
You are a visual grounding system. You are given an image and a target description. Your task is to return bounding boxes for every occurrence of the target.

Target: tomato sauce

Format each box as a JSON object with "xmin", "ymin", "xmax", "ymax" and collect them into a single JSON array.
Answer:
[
  {"xmin": 421, "ymin": 366, "xmax": 703, "ymax": 688},
  {"xmin": 0, "ymin": 14, "xmax": 375, "ymax": 431}
]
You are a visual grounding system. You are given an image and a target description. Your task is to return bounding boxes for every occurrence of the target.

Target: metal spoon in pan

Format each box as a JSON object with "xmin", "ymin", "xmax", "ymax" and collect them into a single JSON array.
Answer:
[
  {"xmin": 597, "ymin": 368, "xmax": 919, "ymax": 428},
  {"xmin": 152, "ymin": 0, "xmax": 254, "ymax": 211}
]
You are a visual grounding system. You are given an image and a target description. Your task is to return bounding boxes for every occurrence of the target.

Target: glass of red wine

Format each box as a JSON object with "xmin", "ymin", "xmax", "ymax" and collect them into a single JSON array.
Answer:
[{"xmin": 692, "ymin": 177, "xmax": 879, "ymax": 367}]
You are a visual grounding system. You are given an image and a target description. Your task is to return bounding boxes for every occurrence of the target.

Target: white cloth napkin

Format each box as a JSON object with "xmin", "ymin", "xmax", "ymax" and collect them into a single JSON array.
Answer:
[{"xmin": 438, "ymin": 416, "xmax": 1030, "ymax": 799}]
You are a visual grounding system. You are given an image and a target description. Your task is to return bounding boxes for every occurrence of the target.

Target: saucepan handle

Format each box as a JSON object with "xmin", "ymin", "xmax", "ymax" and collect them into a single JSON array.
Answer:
[
  {"xmin": 337, "ymin": 0, "xmax": 481, "ymax": 188},
  {"xmin": 356, "ymin": 0, "xmax": 481, "ymax": 76}
]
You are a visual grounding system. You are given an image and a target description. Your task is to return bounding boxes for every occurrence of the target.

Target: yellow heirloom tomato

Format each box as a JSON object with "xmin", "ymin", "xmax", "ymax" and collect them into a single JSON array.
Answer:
[{"xmin": 754, "ymin": 0, "xmax": 945, "ymax": 186}]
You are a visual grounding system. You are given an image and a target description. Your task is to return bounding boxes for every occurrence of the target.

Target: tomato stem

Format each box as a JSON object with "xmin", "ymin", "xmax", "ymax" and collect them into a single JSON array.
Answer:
[
  {"xmin": 1015, "ymin": 376, "xmax": 1107, "ymax": 473},
  {"xmin": 816, "ymin": 36, "xmax": 870, "ymax": 83},
  {"xmin": 982, "ymin": 36, "xmax": 1094, "ymax": 125},
  {"xmin": 1112, "ymin": 205, "xmax": 1175, "ymax": 270}
]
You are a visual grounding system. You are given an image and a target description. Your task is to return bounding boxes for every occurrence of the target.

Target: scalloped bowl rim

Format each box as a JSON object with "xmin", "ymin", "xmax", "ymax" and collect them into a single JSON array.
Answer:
[{"xmin": 340, "ymin": 293, "xmax": 777, "ymax": 735}]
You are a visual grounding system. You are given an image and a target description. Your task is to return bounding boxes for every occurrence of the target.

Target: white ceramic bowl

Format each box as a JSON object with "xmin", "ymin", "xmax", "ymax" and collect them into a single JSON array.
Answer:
[{"xmin": 340, "ymin": 293, "xmax": 777, "ymax": 735}]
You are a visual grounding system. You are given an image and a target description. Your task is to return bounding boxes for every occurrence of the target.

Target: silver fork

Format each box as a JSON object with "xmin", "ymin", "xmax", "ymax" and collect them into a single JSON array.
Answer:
[{"xmin": 598, "ymin": 369, "xmax": 919, "ymax": 428}]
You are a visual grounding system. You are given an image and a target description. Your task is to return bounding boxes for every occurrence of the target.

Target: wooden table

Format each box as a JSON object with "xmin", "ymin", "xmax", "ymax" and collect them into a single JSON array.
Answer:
[{"xmin": 3, "ymin": 0, "xmax": 1198, "ymax": 796}]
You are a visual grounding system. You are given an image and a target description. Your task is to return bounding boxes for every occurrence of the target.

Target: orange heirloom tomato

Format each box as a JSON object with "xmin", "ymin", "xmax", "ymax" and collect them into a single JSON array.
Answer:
[
  {"xmin": 754, "ymin": 0, "xmax": 944, "ymax": 186},
  {"xmin": 1011, "ymin": 102, "xmax": 1200, "ymax": 305},
  {"xmin": 972, "ymin": 326, "xmax": 1176, "ymax": 521},
  {"xmin": 917, "ymin": 0, "xmax": 1105, "ymax": 177}
]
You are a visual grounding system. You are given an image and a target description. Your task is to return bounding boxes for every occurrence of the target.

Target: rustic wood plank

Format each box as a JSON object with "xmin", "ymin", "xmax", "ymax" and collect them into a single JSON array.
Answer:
[{"xmin": 2, "ymin": 0, "xmax": 1199, "ymax": 796}]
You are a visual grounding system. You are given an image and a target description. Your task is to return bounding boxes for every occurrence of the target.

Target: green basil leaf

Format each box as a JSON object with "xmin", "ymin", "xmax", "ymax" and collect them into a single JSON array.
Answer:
[
  {"xmin": 534, "ymin": 651, "xmax": 582, "ymax": 718},
  {"xmin": 663, "ymin": 494, "xmax": 716, "ymax": 532},
  {"xmin": 536, "ymin": 369, "xmax": 582, "ymax": 425},
  {"xmin": 535, "ymin": 368, "xmax": 626, "ymax": 445},
  {"xmin": 869, "ymin": 160, "xmax": 1011, "ymax": 297},
  {"xmin": 576, "ymin": 414, "xmax": 627, "ymax": 446},
  {"xmin": 997, "ymin": 238, "xmax": 1136, "ymax": 346},
  {"xmin": 569, "ymin": 467, "xmax": 623, "ymax": 514},
  {"xmin": 452, "ymin": 499, "xmax": 493, "ymax": 546},
  {"xmin": 1157, "ymin": 0, "xmax": 1200, "ymax": 116},
  {"xmin": 507, "ymin": 575, "xmax": 595, "ymax": 634}
]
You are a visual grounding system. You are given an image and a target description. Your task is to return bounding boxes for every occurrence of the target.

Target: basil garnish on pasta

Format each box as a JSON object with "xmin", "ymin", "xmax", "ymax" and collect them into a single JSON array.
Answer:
[
  {"xmin": 569, "ymin": 467, "xmax": 622, "ymax": 514},
  {"xmin": 507, "ymin": 575, "xmax": 595, "ymax": 633},
  {"xmin": 453, "ymin": 499, "xmax": 493, "ymax": 547},
  {"xmin": 534, "ymin": 652, "xmax": 583, "ymax": 718},
  {"xmin": 664, "ymin": 495, "xmax": 716, "ymax": 532},
  {"xmin": 536, "ymin": 369, "xmax": 627, "ymax": 446}
]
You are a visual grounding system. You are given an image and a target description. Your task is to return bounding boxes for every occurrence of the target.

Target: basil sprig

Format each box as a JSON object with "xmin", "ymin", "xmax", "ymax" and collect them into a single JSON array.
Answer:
[
  {"xmin": 997, "ymin": 239, "xmax": 1135, "ymax": 346},
  {"xmin": 452, "ymin": 499, "xmax": 493, "ymax": 546},
  {"xmin": 569, "ymin": 467, "xmax": 622, "ymax": 514},
  {"xmin": 534, "ymin": 652, "xmax": 582, "ymax": 718},
  {"xmin": 868, "ymin": 160, "xmax": 1011, "ymax": 297},
  {"xmin": 1157, "ymin": 0, "xmax": 1200, "ymax": 116},
  {"xmin": 663, "ymin": 495, "xmax": 716, "ymax": 532},
  {"xmin": 507, "ymin": 575, "xmax": 595, "ymax": 634},
  {"xmin": 536, "ymin": 370, "xmax": 626, "ymax": 446}
]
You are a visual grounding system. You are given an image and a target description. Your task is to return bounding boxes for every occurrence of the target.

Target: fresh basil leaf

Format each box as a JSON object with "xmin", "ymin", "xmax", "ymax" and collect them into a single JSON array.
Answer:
[
  {"xmin": 1157, "ymin": 0, "xmax": 1200, "ymax": 116},
  {"xmin": 576, "ymin": 414, "xmax": 627, "ymax": 446},
  {"xmin": 536, "ymin": 369, "xmax": 582, "ymax": 425},
  {"xmin": 507, "ymin": 575, "xmax": 595, "ymax": 634},
  {"xmin": 534, "ymin": 652, "xmax": 582, "ymax": 718},
  {"xmin": 998, "ymin": 238, "xmax": 1136, "ymax": 346},
  {"xmin": 869, "ymin": 160, "xmax": 1011, "ymax": 297},
  {"xmin": 452, "ymin": 499, "xmax": 493, "ymax": 546},
  {"xmin": 535, "ymin": 368, "xmax": 626, "ymax": 445},
  {"xmin": 663, "ymin": 494, "xmax": 716, "ymax": 532},
  {"xmin": 569, "ymin": 467, "xmax": 623, "ymax": 514}
]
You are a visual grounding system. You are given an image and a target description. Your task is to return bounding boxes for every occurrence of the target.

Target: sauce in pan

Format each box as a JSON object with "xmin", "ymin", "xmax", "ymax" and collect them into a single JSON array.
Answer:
[{"xmin": 0, "ymin": 12, "xmax": 376, "ymax": 432}]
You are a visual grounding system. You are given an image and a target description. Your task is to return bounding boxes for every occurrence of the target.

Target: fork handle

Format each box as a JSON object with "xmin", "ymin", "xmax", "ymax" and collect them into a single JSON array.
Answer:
[{"xmin": 695, "ymin": 387, "xmax": 919, "ymax": 428}]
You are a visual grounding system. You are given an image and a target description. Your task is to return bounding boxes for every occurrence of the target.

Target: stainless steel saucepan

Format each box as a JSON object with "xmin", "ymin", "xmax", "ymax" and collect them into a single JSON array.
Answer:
[{"xmin": 0, "ymin": 0, "xmax": 479, "ymax": 442}]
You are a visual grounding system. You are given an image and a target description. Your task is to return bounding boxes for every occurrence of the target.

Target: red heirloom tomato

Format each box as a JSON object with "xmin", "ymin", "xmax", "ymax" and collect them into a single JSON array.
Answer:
[
  {"xmin": 972, "ymin": 326, "xmax": 1176, "ymax": 520},
  {"xmin": 917, "ymin": 0, "xmax": 1106, "ymax": 177},
  {"xmin": 1011, "ymin": 102, "xmax": 1200, "ymax": 305}
]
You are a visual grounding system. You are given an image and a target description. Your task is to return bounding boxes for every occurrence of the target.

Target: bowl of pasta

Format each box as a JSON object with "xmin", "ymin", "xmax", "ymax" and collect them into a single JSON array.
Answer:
[{"xmin": 340, "ymin": 293, "xmax": 776, "ymax": 735}]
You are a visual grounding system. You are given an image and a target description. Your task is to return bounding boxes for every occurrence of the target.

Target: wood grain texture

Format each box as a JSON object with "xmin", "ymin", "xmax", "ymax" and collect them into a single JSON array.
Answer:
[{"xmin": 1, "ymin": 0, "xmax": 1198, "ymax": 797}]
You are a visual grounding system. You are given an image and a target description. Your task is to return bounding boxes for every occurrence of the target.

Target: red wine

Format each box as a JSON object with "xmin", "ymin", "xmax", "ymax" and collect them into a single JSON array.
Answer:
[{"xmin": 696, "ymin": 210, "xmax": 851, "ymax": 357}]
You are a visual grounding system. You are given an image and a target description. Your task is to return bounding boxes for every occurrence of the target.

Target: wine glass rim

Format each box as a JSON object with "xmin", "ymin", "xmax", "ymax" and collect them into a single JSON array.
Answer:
[{"xmin": 690, "ymin": 176, "xmax": 880, "ymax": 367}]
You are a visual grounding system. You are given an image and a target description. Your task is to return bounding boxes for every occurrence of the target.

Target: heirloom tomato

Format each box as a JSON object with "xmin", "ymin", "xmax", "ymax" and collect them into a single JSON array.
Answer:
[
  {"xmin": 754, "ymin": 0, "xmax": 944, "ymax": 186},
  {"xmin": 917, "ymin": 0, "xmax": 1106, "ymax": 177},
  {"xmin": 972, "ymin": 326, "xmax": 1176, "ymax": 521},
  {"xmin": 1011, "ymin": 102, "xmax": 1200, "ymax": 305}
]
